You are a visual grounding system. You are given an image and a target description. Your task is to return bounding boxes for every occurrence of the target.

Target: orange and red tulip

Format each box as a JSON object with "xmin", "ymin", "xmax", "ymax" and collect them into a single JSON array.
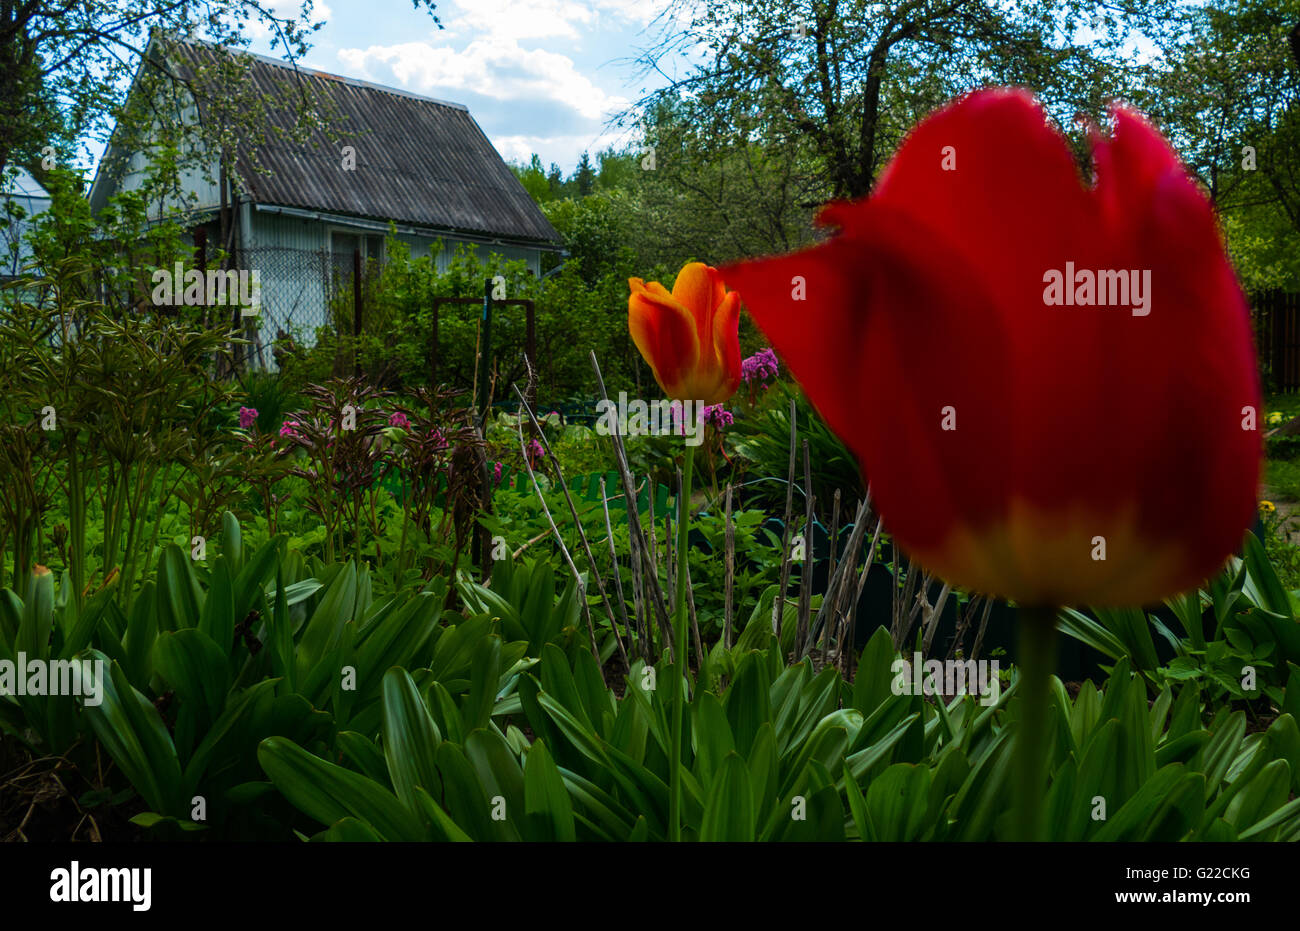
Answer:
[
  {"xmin": 628, "ymin": 262, "xmax": 742, "ymax": 406},
  {"xmin": 722, "ymin": 88, "xmax": 1261, "ymax": 607}
]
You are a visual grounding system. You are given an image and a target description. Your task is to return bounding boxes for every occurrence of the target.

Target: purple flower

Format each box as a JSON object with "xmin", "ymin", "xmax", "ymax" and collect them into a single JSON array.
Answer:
[
  {"xmin": 239, "ymin": 406, "xmax": 259, "ymax": 430},
  {"xmin": 741, "ymin": 348, "xmax": 780, "ymax": 385},
  {"xmin": 388, "ymin": 411, "xmax": 410, "ymax": 428},
  {"xmin": 526, "ymin": 438, "xmax": 545, "ymax": 464},
  {"xmin": 703, "ymin": 404, "xmax": 734, "ymax": 430},
  {"xmin": 494, "ymin": 461, "xmax": 504, "ymax": 487}
]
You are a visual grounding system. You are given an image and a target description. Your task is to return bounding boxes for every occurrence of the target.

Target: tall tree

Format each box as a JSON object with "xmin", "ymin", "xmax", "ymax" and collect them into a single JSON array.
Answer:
[
  {"xmin": 633, "ymin": 0, "xmax": 1171, "ymax": 204},
  {"xmin": 574, "ymin": 151, "xmax": 595, "ymax": 196}
]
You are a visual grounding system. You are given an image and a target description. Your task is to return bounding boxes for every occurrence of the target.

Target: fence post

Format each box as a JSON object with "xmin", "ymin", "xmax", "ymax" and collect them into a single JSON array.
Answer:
[
  {"xmin": 352, "ymin": 247, "xmax": 363, "ymax": 377},
  {"xmin": 525, "ymin": 298, "xmax": 536, "ymax": 406},
  {"xmin": 475, "ymin": 278, "xmax": 496, "ymax": 580},
  {"xmin": 429, "ymin": 297, "xmax": 440, "ymax": 387},
  {"xmin": 194, "ymin": 227, "xmax": 207, "ymax": 328},
  {"xmin": 475, "ymin": 277, "xmax": 493, "ymax": 427}
]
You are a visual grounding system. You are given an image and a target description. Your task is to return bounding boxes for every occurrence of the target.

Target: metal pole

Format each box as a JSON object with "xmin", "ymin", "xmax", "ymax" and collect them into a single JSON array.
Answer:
[
  {"xmin": 194, "ymin": 226, "xmax": 207, "ymax": 328},
  {"xmin": 524, "ymin": 298, "xmax": 537, "ymax": 407},
  {"xmin": 475, "ymin": 277, "xmax": 493, "ymax": 426},
  {"xmin": 353, "ymin": 247, "xmax": 362, "ymax": 377},
  {"xmin": 429, "ymin": 298, "xmax": 440, "ymax": 387}
]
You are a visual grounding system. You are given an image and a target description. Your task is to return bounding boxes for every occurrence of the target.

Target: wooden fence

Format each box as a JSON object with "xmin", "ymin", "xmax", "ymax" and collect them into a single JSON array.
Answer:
[{"xmin": 1254, "ymin": 290, "xmax": 1300, "ymax": 393}]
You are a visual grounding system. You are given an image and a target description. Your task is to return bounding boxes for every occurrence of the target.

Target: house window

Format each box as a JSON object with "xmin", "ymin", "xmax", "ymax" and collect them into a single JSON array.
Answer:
[{"xmin": 330, "ymin": 230, "xmax": 384, "ymax": 290}]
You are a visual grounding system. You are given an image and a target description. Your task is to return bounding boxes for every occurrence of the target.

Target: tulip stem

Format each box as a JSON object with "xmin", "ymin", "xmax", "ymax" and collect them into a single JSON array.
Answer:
[
  {"xmin": 1013, "ymin": 604, "xmax": 1059, "ymax": 842},
  {"xmin": 668, "ymin": 443, "xmax": 695, "ymax": 842}
]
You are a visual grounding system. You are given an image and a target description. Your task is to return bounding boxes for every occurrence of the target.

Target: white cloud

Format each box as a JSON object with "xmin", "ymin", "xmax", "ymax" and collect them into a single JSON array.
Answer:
[
  {"xmin": 246, "ymin": 0, "xmax": 333, "ymax": 41},
  {"xmin": 439, "ymin": 0, "xmax": 666, "ymax": 42},
  {"xmin": 447, "ymin": 0, "xmax": 592, "ymax": 42},
  {"xmin": 494, "ymin": 133, "xmax": 598, "ymax": 165},
  {"xmin": 337, "ymin": 38, "xmax": 629, "ymax": 121},
  {"xmin": 589, "ymin": 0, "xmax": 670, "ymax": 26}
]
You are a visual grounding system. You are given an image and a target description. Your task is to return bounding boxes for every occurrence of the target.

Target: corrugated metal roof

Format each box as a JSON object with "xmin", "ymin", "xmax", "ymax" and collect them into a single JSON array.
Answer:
[{"xmin": 168, "ymin": 38, "xmax": 562, "ymax": 246}]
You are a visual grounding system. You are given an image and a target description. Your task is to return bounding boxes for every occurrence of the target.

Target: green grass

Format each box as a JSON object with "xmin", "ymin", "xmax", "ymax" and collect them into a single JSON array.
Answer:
[
  {"xmin": 1265, "ymin": 458, "xmax": 1300, "ymax": 502},
  {"xmin": 1266, "ymin": 393, "xmax": 1300, "ymax": 420}
]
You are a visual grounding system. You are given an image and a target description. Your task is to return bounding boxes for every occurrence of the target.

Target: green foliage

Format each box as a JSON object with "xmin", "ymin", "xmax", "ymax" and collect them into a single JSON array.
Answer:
[
  {"xmin": 727, "ymin": 382, "xmax": 864, "ymax": 518},
  {"xmin": 1057, "ymin": 535, "xmax": 1300, "ymax": 715},
  {"xmin": 298, "ymin": 231, "xmax": 644, "ymax": 403}
]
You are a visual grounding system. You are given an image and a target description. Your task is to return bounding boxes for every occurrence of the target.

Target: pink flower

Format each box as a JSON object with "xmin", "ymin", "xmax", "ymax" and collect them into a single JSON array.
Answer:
[
  {"xmin": 703, "ymin": 404, "xmax": 733, "ymax": 430},
  {"xmin": 741, "ymin": 348, "xmax": 779, "ymax": 385},
  {"xmin": 279, "ymin": 420, "xmax": 300, "ymax": 439},
  {"xmin": 388, "ymin": 411, "xmax": 410, "ymax": 428},
  {"xmin": 494, "ymin": 461, "xmax": 503, "ymax": 487},
  {"xmin": 239, "ymin": 406, "xmax": 259, "ymax": 430}
]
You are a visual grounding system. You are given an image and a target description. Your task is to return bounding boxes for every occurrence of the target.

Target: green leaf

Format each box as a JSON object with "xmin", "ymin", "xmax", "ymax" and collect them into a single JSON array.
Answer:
[
  {"xmin": 1092, "ymin": 765, "xmax": 1198, "ymax": 841},
  {"xmin": 153, "ymin": 629, "xmax": 230, "ymax": 732},
  {"xmin": 691, "ymin": 692, "xmax": 735, "ymax": 790},
  {"xmin": 16, "ymin": 566, "xmax": 54, "ymax": 662},
  {"xmin": 1225, "ymin": 759, "xmax": 1291, "ymax": 834},
  {"xmin": 380, "ymin": 667, "xmax": 443, "ymax": 813},
  {"xmin": 723, "ymin": 650, "xmax": 772, "ymax": 757},
  {"xmin": 124, "ymin": 581, "xmax": 158, "ymax": 687},
  {"xmin": 80, "ymin": 651, "xmax": 184, "ymax": 816},
  {"xmin": 313, "ymin": 818, "xmax": 384, "ymax": 842},
  {"xmin": 182, "ymin": 678, "xmax": 279, "ymax": 796},
  {"xmin": 221, "ymin": 511, "xmax": 243, "ymax": 573},
  {"xmin": 231, "ymin": 536, "xmax": 280, "ymax": 627},
  {"xmin": 257, "ymin": 736, "xmax": 424, "ymax": 841},
  {"xmin": 864, "ymin": 763, "xmax": 932, "ymax": 842},
  {"xmin": 295, "ymin": 561, "xmax": 358, "ymax": 682},
  {"xmin": 1059, "ymin": 608, "xmax": 1128, "ymax": 662},
  {"xmin": 850, "ymin": 626, "xmax": 897, "ymax": 714},
  {"xmin": 700, "ymin": 752, "xmax": 756, "ymax": 841},
  {"xmin": 155, "ymin": 545, "xmax": 204, "ymax": 631},
  {"xmin": 198, "ymin": 558, "xmax": 235, "ymax": 659},
  {"xmin": 436, "ymin": 740, "xmax": 517, "ymax": 840},
  {"xmin": 465, "ymin": 634, "xmax": 503, "ymax": 732},
  {"xmin": 1242, "ymin": 531, "xmax": 1293, "ymax": 620},
  {"xmin": 268, "ymin": 565, "xmax": 295, "ymax": 692},
  {"xmin": 1194, "ymin": 710, "xmax": 1247, "ymax": 801},
  {"xmin": 523, "ymin": 738, "xmax": 576, "ymax": 841},
  {"xmin": 56, "ymin": 586, "xmax": 113, "ymax": 661}
]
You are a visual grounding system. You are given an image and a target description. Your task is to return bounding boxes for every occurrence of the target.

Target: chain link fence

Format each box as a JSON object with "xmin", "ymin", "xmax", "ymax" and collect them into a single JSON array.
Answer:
[{"xmin": 232, "ymin": 245, "xmax": 336, "ymax": 370}]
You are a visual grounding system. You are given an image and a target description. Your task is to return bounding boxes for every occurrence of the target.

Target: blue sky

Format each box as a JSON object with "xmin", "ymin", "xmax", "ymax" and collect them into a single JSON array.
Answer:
[
  {"xmin": 243, "ymin": 0, "xmax": 681, "ymax": 174},
  {"xmin": 72, "ymin": 1, "xmax": 1161, "ymax": 181}
]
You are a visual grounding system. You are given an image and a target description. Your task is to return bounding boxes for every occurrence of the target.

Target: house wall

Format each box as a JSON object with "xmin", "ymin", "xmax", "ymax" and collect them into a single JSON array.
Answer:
[
  {"xmin": 242, "ymin": 211, "xmax": 547, "ymax": 366},
  {"xmin": 107, "ymin": 98, "xmax": 222, "ymax": 218},
  {"xmin": 248, "ymin": 210, "xmax": 543, "ymax": 273},
  {"xmin": 1, "ymin": 169, "xmax": 51, "ymax": 278}
]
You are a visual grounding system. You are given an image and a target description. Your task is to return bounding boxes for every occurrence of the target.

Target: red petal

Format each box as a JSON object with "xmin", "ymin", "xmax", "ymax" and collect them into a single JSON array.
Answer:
[
  {"xmin": 724, "ymin": 204, "xmax": 1015, "ymax": 550},
  {"xmin": 628, "ymin": 284, "xmax": 700, "ymax": 398},
  {"xmin": 725, "ymin": 88, "xmax": 1260, "ymax": 605}
]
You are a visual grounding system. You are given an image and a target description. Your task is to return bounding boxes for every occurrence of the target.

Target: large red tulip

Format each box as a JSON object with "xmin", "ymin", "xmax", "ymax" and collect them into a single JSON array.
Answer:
[
  {"xmin": 722, "ymin": 88, "xmax": 1261, "ymax": 607},
  {"xmin": 628, "ymin": 262, "xmax": 742, "ymax": 405}
]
